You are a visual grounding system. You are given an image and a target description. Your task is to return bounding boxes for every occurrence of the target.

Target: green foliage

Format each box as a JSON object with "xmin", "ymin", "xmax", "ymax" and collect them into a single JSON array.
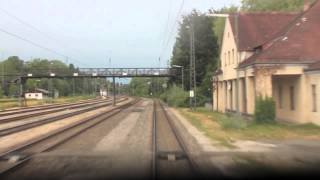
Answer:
[
  {"xmin": 241, "ymin": 0, "xmax": 306, "ymax": 12},
  {"xmin": 219, "ymin": 117, "xmax": 248, "ymax": 129},
  {"xmin": 0, "ymin": 86, "xmax": 3, "ymax": 98},
  {"xmin": 0, "ymin": 56, "xmax": 24, "ymax": 96},
  {"xmin": 8, "ymin": 84, "xmax": 19, "ymax": 97},
  {"xmin": 129, "ymin": 78, "xmax": 150, "ymax": 97},
  {"xmin": 161, "ymin": 85, "xmax": 188, "ymax": 107},
  {"xmin": 254, "ymin": 96, "xmax": 276, "ymax": 123},
  {"xmin": 170, "ymin": 11, "xmax": 219, "ymax": 98},
  {"xmin": 0, "ymin": 56, "xmax": 108, "ymax": 98},
  {"xmin": 197, "ymin": 61, "xmax": 216, "ymax": 103},
  {"xmin": 197, "ymin": 108, "xmax": 248, "ymax": 129},
  {"xmin": 195, "ymin": 93, "xmax": 209, "ymax": 106},
  {"xmin": 129, "ymin": 77, "xmax": 168, "ymax": 97}
]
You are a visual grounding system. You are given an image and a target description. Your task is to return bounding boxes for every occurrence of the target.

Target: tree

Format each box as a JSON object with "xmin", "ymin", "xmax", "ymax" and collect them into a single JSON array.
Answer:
[
  {"xmin": 0, "ymin": 56, "xmax": 24, "ymax": 96},
  {"xmin": 129, "ymin": 77, "xmax": 168, "ymax": 97},
  {"xmin": 170, "ymin": 10, "xmax": 219, "ymax": 103},
  {"xmin": 241, "ymin": 0, "xmax": 308, "ymax": 12},
  {"xmin": 0, "ymin": 86, "xmax": 3, "ymax": 98},
  {"xmin": 8, "ymin": 84, "xmax": 19, "ymax": 97},
  {"xmin": 129, "ymin": 78, "xmax": 150, "ymax": 97},
  {"xmin": 161, "ymin": 85, "xmax": 188, "ymax": 107},
  {"xmin": 0, "ymin": 56, "xmax": 109, "ymax": 98}
]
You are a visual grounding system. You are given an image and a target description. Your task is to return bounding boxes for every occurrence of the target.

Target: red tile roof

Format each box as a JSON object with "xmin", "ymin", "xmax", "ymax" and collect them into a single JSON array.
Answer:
[
  {"xmin": 229, "ymin": 12, "xmax": 299, "ymax": 51},
  {"xmin": 239, "ymin": 0, "xmax": 320, "ymax": 68}
]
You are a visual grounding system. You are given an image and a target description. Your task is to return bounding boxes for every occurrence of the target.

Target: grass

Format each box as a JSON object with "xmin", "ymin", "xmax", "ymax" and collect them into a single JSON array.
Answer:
[
  {"xmin": 0, "ymin": 95, "xmax": 95, "ymax": 110},
  {"xmin": 178, "ymin": 108, "xmax": 320, "ymax": 147}
]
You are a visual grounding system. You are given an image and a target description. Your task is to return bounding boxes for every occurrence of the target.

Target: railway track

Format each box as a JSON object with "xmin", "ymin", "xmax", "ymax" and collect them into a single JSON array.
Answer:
[
  {"xmin": 0, "ymin": 98, "xmax": 105, "ymax": 116},
  {"xmin": 0, "ymin": 97, "xmax": 124, "ymax": 124},
  {"xmin": 152, "ymin": 99, "xmax": 199, "ymax": 179},
  {"xmin": 0, "ymin": 98, "xmax": 128, "ymax": 136},
  {"xmin": 0, "ymin": 98, "xmax": 140, "ymax": 177}
]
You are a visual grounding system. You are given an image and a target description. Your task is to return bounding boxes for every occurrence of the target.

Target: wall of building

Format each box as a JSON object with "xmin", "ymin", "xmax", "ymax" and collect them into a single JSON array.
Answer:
[
  {"xmin": 213, "ymin": 15, "xmax": 320, "ymax": 125},
  {"xmin": 246, "ymin": 76, "xmax": 255, "ymax": 114},
  {"xmin": 25, "ymin": 93, "xmax": 43, "ymax": 100},
  {"xmin": 272, "ymin": 75, "xmax": 306, "ymax": 123},
  {"xmin": 220, "ymin": 19, "xmax": 240, "ymax": 81},
  {"xmin": 220, "ymin": 19, "xmax": 255, "ymax": 81},
  {"xmin": 305, "ymin": 72, "xmax": 320, "ymax": 125},
  {"xmin": 213, "ymin": 19, "xmax": 254, "ymax": 113}
]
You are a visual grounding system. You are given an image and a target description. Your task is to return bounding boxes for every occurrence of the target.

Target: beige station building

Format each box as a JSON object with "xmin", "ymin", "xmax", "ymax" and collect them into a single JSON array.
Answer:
[{"xmin": 212, "ymin": 0, "xmax": 320, "ymax": 124}]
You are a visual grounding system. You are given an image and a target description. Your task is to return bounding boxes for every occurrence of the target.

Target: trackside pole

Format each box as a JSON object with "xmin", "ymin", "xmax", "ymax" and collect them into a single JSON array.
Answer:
[
  {"xmin": 19, "ymin": 77, "xmax": 23, "ymax": 107},
  {"xmin": 113, "ymin": 77, "xmax": 116, "ymax": 106}
]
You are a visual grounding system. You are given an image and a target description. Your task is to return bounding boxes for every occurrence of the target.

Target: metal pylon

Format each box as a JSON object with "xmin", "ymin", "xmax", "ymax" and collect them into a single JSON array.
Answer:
[
  {"xmin": 190, "ymin": 21, "xmax": 197, "ymax": 110},
  {"xmin": 189, "ymin": 21, "xmax": 196, "ymax": 110}
]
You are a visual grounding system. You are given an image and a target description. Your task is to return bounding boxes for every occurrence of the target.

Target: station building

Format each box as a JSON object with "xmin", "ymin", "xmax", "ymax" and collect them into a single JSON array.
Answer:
[{"xmin": 212, "ymin": 0, "xmax": 320, "ymax": 124}]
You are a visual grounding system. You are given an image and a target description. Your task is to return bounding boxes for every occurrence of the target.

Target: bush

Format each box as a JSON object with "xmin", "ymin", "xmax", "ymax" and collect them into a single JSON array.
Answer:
[
  {"xmin": 195, "ymin": 93, "xmax": 209, "ymax": 107},
  {"xmin": 254, "ymin": 96, "xmax": 276, "ymax": 123},
  {"xmin": 161, "ymin": 85, "xmax": 188, "ymax": 107}
]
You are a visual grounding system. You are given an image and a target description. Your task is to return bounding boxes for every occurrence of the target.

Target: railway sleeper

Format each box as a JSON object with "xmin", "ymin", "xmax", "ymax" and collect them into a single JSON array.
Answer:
[
  {"xmin": 0, "ymin": 153, "xmax": 29, "ymax": 163},
  {"xmin": 157, "ymin": 151, "xmax": 187, "ymax": 161}
]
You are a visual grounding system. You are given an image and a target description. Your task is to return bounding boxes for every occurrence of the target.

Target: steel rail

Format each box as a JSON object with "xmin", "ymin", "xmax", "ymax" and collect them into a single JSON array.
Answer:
[
  {"xmin": 0, "ymin": 98, "xmax": 128, "ymax": 136},
  {"xmin": 152, "ymin": 99, "xmax": 200, "ymax": 178},
  {"xmin": 152, "ymin": 99, "xmax": 157, "ymax": 180},
  {"xmin": 158, "ymin": 101, "xmax": 201, "ymax": 177},
  {"xmin": 0, "ymin": 98, "xmax": 106, "ymax": 116},
  {"xmin": 0, "ymin": 98, "xmax": 119, "ymax": 124},
  {"xmin": 0, "ymin": 98, "xmax": 140, "ymax": 177}
]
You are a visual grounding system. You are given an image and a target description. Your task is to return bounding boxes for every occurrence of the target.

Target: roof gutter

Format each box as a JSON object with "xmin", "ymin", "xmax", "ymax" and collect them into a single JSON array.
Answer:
[{"xmin": 237, "ymin": 62, "xmax": 312, "ymax": 70}]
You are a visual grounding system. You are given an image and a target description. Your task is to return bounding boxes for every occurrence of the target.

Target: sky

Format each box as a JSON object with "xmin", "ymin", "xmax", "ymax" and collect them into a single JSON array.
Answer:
[{"xmin": 0, "ymin": 0, "xmax": 240, "ymax": 68}]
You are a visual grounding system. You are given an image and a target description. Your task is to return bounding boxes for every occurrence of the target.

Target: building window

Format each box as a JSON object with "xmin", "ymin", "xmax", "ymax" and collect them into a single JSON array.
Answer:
[
  {"xmin": 224, "ymin": 52, "xmax": 227, "ymax": 66},
  {"xmin": 312, "ymin": 84, "xmax": 317, "ymax": 112},
  {"xmin": 228, "ymin": 51, "xmax": 230, "ymax": 65},
  {"xmin": 278, "ymin": 85, "xmax": 283, "ymax": 109},
  {"xmin": 232, "ymin": 49, "xmax": 235, "ymax": 64},
  {"xmin": 290, "ymin": 86, "xmax": 295, "ymax": 111}
]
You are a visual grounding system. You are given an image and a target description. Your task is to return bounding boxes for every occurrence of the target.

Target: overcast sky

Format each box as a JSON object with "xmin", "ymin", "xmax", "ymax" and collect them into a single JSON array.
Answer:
[{"xmin": 0, "ymin": 0, "xmax": 240, "ymax": 68}]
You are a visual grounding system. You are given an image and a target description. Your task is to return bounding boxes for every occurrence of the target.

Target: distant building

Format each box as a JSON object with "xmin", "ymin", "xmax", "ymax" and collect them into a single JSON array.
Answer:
[
  {"xmin": 24, "ymin": 88, "xmax": 50, "ymax": 100},
  {"xmin": 25, "ymin": 92, "xmax": 43, "ymax": 100},
  {"xmin": 213, "ymin": 0, "xmax": 320, "ymax": 124},
  {"xmin": 100, "ymin": 89, "xmax": 108, "ymax": 98}
]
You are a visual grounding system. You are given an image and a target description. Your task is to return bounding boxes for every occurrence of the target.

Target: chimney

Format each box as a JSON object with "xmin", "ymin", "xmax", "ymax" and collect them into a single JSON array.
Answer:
[{"xmin": 304, "ymin": 0, "xmax": 312, "ymax": 11}]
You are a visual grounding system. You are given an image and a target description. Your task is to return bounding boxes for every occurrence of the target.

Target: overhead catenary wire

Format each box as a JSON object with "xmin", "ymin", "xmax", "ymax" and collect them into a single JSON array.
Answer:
[
  {"xmin": 158, "ymin": 0, "xmax": 173, "ymax": 66},
  {"xmin": 0, "ymin": 7, "xmax": 53, "ymax": 41},
  {"xmin": 160, "ymin": 0, "xmax": 173, "ymax": 55},
  {"xmin": 0, "ymin": 27, "xmax": 87, "ymax": 67},
  {"xmin": 159, "ymin": 0, "xmax": 185, "ymax": 60},
  {"xmin": 0, "ymin": 7, "xmax": 89, "ymax": 67}
]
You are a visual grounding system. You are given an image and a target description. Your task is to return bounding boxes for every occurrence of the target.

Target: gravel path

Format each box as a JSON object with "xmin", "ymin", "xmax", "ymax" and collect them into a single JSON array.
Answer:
[{"xmin": 4, "ymin": 99, "xmax": 153, "ymax": 180}]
